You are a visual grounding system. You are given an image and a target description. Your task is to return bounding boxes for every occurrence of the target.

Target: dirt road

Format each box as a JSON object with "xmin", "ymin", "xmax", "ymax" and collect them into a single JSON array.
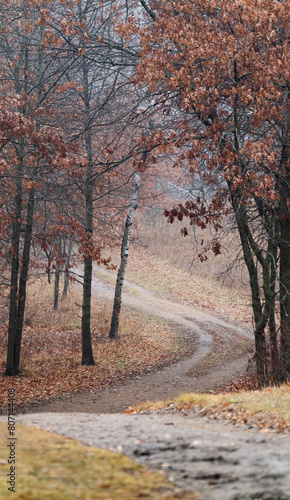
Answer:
[
  {"xmin": 17, "ymin": 411, "xmax": 290, "ymax": 499},
  {"xmin": 12, "ymin": 269, "xmax": 290, "ymax": 499},
  {"xmin": 21, "ymin": 266, "xmax": 253, "ymax": 414}
]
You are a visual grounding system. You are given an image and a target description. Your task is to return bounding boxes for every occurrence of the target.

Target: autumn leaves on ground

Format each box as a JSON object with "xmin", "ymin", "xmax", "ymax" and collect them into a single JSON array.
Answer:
[
  {"xmin": 1, "ymin": 242, "xmax": 289, "ymax": 422},
  {"xmin": 0, "ymin": 242, "xmax": 289, "ymax": 499},
  {"xmin": 0, "ymin": 242, "xmax": 245, "ymax": 407},
  {"xmin": 0, "ymin": 258, "xmax": 194, "ymax": 409}
]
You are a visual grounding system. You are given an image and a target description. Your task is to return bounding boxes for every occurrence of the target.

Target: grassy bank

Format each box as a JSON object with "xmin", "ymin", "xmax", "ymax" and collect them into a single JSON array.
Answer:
[
  {"xmin": 128, "ymin": 384, "xmax": 290, "ymax": 433},
  {"xmin": 0, "ymin": 423, "xmax": 195, "ymax": 499},
  {"xmin": 119, "ymin": 246, "xmax": 252, "ymax": 330}
]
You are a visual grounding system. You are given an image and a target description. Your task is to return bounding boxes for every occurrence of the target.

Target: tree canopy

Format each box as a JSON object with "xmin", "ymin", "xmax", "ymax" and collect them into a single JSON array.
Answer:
[{"xmin": 129, "ymin": 0, "xmax": 290, "ymax": 385}]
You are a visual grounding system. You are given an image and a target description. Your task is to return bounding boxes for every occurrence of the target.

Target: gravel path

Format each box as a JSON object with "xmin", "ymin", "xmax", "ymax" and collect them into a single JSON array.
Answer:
[{"xmin": 17, "ymin": 411, "xmax": 290, "ymax": 500}]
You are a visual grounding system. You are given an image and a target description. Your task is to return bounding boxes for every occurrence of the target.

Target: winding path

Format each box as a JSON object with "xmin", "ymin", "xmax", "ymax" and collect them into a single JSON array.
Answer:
[
  {"xmin": 12, "ymin": 270, "xmax": 290, "ymax": 499},
  {"xmin": 23, "ymin": 267, "xmax": 253, "ymax": 414}
]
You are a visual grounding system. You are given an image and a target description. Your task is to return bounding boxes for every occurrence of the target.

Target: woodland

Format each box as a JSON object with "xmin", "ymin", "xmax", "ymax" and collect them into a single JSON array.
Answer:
[{"xmin": 0, "ymin": 0, "xmax": 290, "ymax": 389}]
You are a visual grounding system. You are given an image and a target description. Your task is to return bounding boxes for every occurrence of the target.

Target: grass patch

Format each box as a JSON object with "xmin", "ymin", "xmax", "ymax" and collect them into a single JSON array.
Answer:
[
  {"xmin": 93, "ymin": 267, "xmax": 116, "ymax": 285},
  {"xmin": 93, "ymin": 267, "xmax": 142, "ymax": 297},
  {"xmin": 134, "ymin": 211, "xmax": 248, "ymax": 291},
  {"xmin": 0, "ymin": 423, "xmax": 195, "ymax": 499},
  {"xmin": 128, "ymin": 384, "xmax": 290, "ymax": 433}
]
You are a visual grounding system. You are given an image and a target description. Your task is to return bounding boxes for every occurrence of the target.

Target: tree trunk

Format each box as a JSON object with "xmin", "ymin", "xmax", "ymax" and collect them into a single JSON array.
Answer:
[
  {"xmin": 6, "ymin": 175, "xmax": 36, "ymax": 375},
  {"xmin": 254, "ymin": 321, "xmax": 269, "ymax": 387},
  {"xmin": 231, "ymin": 190, "xmax": 269, "ymax": 386},
  {"xmin": 14, "ymin": 183, "xmax": 36, "ymax": 371},
  {"xmin": 62, "ymin": 269, "xmax": 69, "ymax": 299},
  {"xmin": 62, "ymin": 240, "xmax": 72, "ymax": 299},
  {"xmin": 80, "ymin": 43, "xmax": 95, "ymax": 366},
  {"xmin": 279, "ymin": 146, "xmax": 290, "ymax": 380},
  {"xmin": 280, "ymin": 226, "xmax": 290, "ymax": 379},
  {"xmin": 269, "ymin": 255, "xmax": 280, "ymax": 382},
  {"xmin": 54, "ymin": 239, "xmax": 61, "ymax": 310},
  {"xmin": 109, "ymin": 168, "xmax": 142, "ymax": 339},
  {"xmin": 81, "ymin": 253, "xmax": 95, "ymax": 365},
  {"xmin": 54, "ymin": 269, "xmax": 60, "ymax": 311},
  {"xmin": 280, "ymin": 204, "xmax": 290, "ymax": 379},
  {"xmin": 267, "ymin": 217, "xmax": 280, "ymax": 383},
  {"xmin": 6, "ymin": 154, "xmax": 23, "ymax": 376}
]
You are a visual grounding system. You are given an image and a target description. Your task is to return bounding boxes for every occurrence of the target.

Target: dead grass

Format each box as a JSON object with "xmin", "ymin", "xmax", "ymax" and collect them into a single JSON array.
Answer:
[
  {"xmin": 116, "ymin": 209, "xmax": 253, "ymax": 331},
  {"xmin": 120, "ymin": 246, "xmax": 252, "ymax": 330},
  {"xmin": 185, "ymin": 325, "xmax": 252, "ymax": 378},
  {"xmin": 0, "ymin": 279, "xmax": 196, "ymax": 410},
  {"xmin": 128, "ymin": 384, "xmax": 290, "ymax": 434},
  {"xmin": 135, "ymin": 210, "xmax": 249, "ymax": 290},
  {"xmin": 0, "ymin": 422, "xmax": 195, "ymax": 499}
]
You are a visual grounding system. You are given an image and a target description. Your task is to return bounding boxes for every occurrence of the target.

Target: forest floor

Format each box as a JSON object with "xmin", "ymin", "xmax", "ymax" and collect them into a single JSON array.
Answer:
[
  {"xmin": 1, "ymin": 247, "xmax": 290, "ymax": 499},
  {"xmin": 0, "ymin": 246, "xmax": 255, "ymax": 412},
  {"xmin": 12, "ymin": 257, "xmax": 253, "ymax": 415},
  {"xmin": 11, "ymin": 264, "xmax": 290, "ymax": 498}
]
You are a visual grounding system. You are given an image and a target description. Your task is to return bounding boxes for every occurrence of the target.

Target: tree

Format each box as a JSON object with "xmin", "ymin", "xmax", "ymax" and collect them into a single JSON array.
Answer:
[
  {"xmin": 0, "ymin": 109, "xmax": 70, "ymax": 375},
  {"xmin": 109, "ymin": 152, "xmax": 147, "ymax": 339},
  {"xmin": 131, "ymin": 0, "xmax": 290, "ymax": 385},
  {"xmin": 55, "ymin": 0, "xmax": 142, "ymax": 364},
  {"xmin": 1, "ymin": 0, "xmax": 158, "ymax": 373},
  {"xmin": 49, "ymin": 0, "xmax": 160, "ymax": 361},
  {"xmin": 0, "ymin": 0, "xmax": 76, "ymax": 375}
]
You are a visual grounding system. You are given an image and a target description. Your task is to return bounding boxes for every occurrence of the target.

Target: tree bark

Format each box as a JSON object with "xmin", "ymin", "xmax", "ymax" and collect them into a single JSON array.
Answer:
[
  {"xmin": 6, "ymin": 168, "xmax": 37, "ymax": 375},
  {"xmin": 109, "ymin": 167, "xmax": 142, "ymax": 339},
  {"xmin": 54, "ymin": 269, "xmax": 60, "ymax": 311},
  {"xmin": 53, "ymin": 238, "xmax": 61, "ymax": 310},
  {"xmin": 81, "ymin": 252, "xmax": 95, "ymax": 365},
  {"xmin": 279, "ymin": 168, "xmax": 290, "ymax": 380},
  {"xmin": 231, "ymin": 190, "xmax": 269, "ymax": 386},
  {"xmin": 14, "ymin": 182, "xmax": 36, "ymax": 371},
  {"xmin": 80, "ymin": 42, "xmax": 95, "ymax": 366},
  {"xmin": 62, "ymin": 240, "xmax": 72, "ymax": 299},
  {"xmin": 280, "ymin": 226, "xmax": 290, "ymax": 379},
  {"xmin": 6, "ymin": 151, "xmax": 23, "ymax": 376},
  {"xmin": 267, "ymin": 215, "xmax": 280, "ymax": 382}
]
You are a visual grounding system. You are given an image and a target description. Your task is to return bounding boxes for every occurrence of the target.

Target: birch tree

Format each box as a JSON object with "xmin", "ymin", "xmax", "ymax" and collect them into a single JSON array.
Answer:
[{"xmin": 109, "ymin": 153, "xmax": 147, "ymax": 339}]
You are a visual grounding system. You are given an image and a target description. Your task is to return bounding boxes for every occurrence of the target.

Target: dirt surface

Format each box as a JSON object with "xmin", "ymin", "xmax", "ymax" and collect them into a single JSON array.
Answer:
[
  {"xmin": 8, "ymin": 270, "xmax": 290, "ymax": 499},
  {"xmin": 16, "ymin": 411, "xmax": 290, "ymax": 499},
  {"xmin": 18, "ymin": 267, "xmax": 253, "ymax": 415}
]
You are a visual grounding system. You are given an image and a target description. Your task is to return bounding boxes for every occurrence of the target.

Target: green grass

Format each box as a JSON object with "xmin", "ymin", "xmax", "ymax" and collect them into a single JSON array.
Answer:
[{"xmin": 0, "ymin": 423, "xmax": 195, "ymax": 499}]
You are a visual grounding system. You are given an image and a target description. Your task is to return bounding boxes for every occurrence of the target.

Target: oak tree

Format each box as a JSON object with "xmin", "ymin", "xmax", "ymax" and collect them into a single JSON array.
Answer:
[{"xmin": 132, "ymin": 0, "xmax": 290, "ymax": 385}]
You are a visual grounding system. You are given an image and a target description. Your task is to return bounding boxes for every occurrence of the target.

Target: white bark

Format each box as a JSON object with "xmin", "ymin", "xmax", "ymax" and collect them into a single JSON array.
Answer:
[{"xmin": 109, "ymin": 163, "xmax": 143, "ymax": 339}]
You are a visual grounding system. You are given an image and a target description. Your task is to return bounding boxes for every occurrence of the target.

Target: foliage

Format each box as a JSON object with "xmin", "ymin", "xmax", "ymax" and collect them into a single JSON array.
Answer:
[
  {"xmin": 130, "ymin": 0, "xmax": 290, "ymax": 385},
  {"xmin": 0, "ymin": 0, "xmax": 156, "ymax": 373}
]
